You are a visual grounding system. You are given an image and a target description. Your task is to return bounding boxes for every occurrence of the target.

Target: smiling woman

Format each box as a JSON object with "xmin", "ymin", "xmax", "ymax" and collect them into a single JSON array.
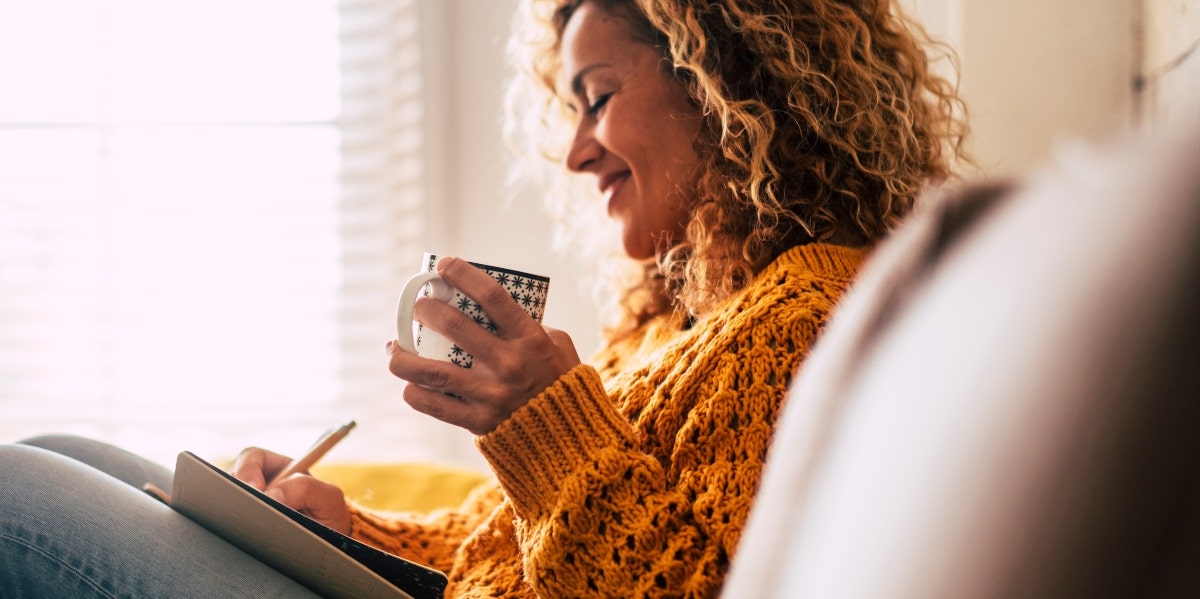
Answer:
[{"xmin": 0, "ymin": 0, "xmax": 431, "ymax": 466}]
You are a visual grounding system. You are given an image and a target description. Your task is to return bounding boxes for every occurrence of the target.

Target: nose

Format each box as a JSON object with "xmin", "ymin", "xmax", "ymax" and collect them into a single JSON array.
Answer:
[{"xmin": 565, "ymin": 118, "xmax": 601, "ymax": 173}]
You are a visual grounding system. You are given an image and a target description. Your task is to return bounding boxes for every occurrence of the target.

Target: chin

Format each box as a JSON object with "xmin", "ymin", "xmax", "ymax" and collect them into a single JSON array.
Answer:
[{"xmin": 622, "ymin": 239, "xmax": 655, "ymax": 261}]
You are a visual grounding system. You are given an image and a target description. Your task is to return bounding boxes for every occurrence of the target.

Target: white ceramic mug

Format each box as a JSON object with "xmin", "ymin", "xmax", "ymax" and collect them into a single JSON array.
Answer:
[{"xmin": 395, "ymin": 253, "xmax": 550, "ymax": 367}]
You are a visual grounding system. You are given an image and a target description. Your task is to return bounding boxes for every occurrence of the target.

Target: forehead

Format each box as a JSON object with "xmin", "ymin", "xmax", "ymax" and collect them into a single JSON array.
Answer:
[{"xmin": 557, "ymin": 3, "xmax": 637, "ymax": 89}]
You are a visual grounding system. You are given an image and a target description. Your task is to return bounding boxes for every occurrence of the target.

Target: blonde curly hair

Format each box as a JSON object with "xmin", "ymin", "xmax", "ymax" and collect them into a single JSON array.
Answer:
[{"xmin": 504, "ymin": 0, "xmax": 970, "ymax": 340}]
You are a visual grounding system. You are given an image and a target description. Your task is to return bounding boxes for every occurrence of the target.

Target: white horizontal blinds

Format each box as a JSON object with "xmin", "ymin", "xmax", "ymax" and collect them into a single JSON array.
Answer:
[
  {"xmin": 337, "ymin": 0, "xmax": 420, "ymax": 403},
  {"xmin": 0, "ymin": 0, "xmax": 429, "ymax": 466},
  {"xmin": 334, "ymin": 0, "xmax": 444, "ymax": 461}
]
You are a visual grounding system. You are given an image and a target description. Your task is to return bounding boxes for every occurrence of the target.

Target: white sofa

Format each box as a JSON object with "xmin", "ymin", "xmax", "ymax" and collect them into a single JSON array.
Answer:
[{"xmin": 724, "ymin": 126, "xmax": 1200, "ymax": 598}]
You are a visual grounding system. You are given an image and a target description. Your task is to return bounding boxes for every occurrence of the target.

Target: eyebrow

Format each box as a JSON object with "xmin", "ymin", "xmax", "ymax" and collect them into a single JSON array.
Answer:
[{"xmin": 569, "ymin": 63, "xmax": 612, "ymax": 96}]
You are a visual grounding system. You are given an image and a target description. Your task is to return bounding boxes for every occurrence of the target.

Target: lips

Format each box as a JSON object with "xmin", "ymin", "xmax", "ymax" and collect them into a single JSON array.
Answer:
[{"xmin": 598, "ymin": 171, "xmax": 630, "ymax": 215}]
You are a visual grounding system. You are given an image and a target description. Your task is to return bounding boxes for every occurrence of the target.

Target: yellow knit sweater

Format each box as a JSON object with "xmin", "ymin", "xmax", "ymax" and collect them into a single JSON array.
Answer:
[{"xmin": 350, "ymin": 243, "xmax": 863, "ymax": 598}]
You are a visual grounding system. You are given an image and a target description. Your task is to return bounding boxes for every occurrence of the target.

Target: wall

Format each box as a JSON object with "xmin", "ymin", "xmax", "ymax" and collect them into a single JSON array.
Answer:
[
  {"xmin": 1139, "ymin": 0, "xmax": 1200, "ymax": 128},
  {"xmin": 904, "ymin": 0, "xmax": 1137, "ymax": 176}
]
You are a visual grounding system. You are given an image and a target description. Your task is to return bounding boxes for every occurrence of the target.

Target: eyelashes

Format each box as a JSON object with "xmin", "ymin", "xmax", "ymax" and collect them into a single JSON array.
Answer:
[
  {"xmin": 561, "ymin": 90, "xmax": 612, "ymax": 118},
  {"xmin": 586, "ymin": 92, "xmax": 612, "ymax": 116}
]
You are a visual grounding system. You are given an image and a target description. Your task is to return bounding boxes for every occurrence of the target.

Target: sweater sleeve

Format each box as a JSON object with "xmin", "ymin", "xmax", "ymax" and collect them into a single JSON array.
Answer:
[
  {"xmin": 347, "ymin": 481, "xmax": 506, "ymax": 574},
  {"xmin": 475, "ymin": 258, "xmax": 847, "ymax": 597}
]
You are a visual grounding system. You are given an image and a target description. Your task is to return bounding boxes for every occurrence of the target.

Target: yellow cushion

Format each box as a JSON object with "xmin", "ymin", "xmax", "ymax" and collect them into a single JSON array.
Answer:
[{"xmin": 310, "ymin": 462, "xmax": 491, "ymax": 513}]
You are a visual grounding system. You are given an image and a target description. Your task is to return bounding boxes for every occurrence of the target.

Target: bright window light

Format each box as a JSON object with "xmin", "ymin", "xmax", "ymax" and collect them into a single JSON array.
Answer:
[{"xmin": 0, "ymin": 0, "xmax": 358, "ymax": 466}]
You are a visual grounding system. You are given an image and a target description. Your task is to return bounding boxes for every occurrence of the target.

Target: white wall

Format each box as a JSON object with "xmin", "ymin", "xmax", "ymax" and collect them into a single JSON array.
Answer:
[
  {"xmin": 1139, "ymin": 0, "xmax": 1200, "ymax": 128},
  {"xmin": 904, "ymin": 0, "xmax": 1137, "ymax": 177}
]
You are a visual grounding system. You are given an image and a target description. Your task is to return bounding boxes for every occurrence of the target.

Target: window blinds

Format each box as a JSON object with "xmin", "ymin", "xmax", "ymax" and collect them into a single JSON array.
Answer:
[{"xmin": 0, "ymin": 0, "xmax": 433, "ymax": 466}]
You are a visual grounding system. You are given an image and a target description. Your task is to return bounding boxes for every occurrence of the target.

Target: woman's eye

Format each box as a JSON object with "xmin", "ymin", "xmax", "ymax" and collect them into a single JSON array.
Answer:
[{"xmin": 587, "ymin": 93, "xmax": 612, "ymax": 115}]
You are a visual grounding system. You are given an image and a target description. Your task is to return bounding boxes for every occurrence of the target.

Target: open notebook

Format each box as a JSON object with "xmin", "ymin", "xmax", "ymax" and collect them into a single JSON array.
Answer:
[{"xmin": 165, "ymin": 451, "xmax": 447, "ymax": 599}]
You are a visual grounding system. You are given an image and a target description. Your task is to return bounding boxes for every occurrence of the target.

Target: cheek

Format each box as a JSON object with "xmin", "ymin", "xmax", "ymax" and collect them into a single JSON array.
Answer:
[
  {"xmin": 655, "ymin": 99, "xmax": 703, "ymax": 172},
  {"xmin": 659, "ymin": 121, "xmax": 702, "ymax": 193}
]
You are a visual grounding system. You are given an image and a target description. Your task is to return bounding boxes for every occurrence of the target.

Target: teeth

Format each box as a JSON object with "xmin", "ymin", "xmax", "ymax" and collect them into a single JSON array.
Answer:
[{"xmin": 601, "ymin": 174, "xmax": 625, "ymax": 200}]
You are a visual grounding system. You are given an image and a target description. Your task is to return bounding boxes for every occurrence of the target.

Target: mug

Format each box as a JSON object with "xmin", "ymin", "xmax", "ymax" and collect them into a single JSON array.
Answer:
[{"xmin": 395, "ymin": 253, "xmax": 550, "ymax": 368}]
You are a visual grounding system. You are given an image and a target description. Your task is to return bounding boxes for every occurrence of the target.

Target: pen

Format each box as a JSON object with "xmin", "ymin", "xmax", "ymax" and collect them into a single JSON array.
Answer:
[{"xmin": 267, "ymin": 419, "xmax": 357, "ymax": 486}]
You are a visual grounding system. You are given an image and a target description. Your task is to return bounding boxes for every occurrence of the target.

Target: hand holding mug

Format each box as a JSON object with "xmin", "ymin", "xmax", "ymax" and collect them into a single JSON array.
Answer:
[{"xmin": 389, "ymin": 254, "xmax": 581, "ymax": 434}]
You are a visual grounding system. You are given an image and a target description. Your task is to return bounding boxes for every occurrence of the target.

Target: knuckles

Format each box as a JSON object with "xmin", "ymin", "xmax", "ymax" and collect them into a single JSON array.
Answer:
[
  {"xmin": 491, "ymin": 351, "xmax": 524, "ymax": 380},
  {"xmin": 437, "ymin": 308, "xmax": 473, "ymax": 337},
  {"xmin": 402, "ymin": 386, "xmax": 447, "ymax": 421},
  {"xmin": 418, "ymin": 367, "xmax": 452, "ymax": 389},
  {"xmin": 479, "ymin": 282, "xmax": 514, "ymax": 310}
]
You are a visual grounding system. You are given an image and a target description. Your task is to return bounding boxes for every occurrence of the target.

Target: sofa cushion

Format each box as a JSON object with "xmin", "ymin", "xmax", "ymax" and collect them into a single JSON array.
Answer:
[{"xmin": 311, "ymin": 462, "xmax": 490, "ymax": 513}]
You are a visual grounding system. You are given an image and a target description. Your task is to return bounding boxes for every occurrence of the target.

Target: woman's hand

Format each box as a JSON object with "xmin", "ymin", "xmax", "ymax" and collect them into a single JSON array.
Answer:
[
  {"xmin": 231, "ymin": 447, "xmax": 352, "ymax": 535},
  {"xmin": 388, "ymin": 256, "xmax": 582, "ymax": 435}
]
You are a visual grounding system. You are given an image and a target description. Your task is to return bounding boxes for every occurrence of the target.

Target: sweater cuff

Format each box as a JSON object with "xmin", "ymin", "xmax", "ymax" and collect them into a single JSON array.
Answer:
[
  {"xmin": 346, "ymin": 500, "xmax": 374, "ymax": 542},
  {"xmin": 476, "ymin": 363, "xmax": 632, "ymax": 520}
]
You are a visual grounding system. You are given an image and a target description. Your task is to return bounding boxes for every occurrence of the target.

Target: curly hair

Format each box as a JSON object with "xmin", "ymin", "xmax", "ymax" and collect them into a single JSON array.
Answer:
[{"xmin": 504, "ymin": 0, "xmax": 970, "ymax": 340}]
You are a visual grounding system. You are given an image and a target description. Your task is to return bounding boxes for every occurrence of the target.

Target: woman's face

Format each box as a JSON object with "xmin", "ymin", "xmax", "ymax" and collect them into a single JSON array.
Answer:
[{"xmin": 558, "ymin": 2, "xmax": 703, "ymax": 260}]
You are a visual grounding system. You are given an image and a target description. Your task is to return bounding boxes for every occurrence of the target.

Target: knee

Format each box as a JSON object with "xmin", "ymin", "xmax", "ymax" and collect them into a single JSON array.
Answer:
[
  {"xmin": 0, "ymin": 442, "xmax": 49, "ymax": 466},
  {"xmin": 0, "ymin": 443, "xmax": 139, "ymax": 507},
  {"xmin": 0, "ymin": 444, "xmax": 69, "ymax": 495},
  {"xmin": 18, "ymin": 433, "xmax": 96, "ymax": 452},
  {"xmin": 17, "ymin": 434, "xmax": 130, "ymax": 468}
]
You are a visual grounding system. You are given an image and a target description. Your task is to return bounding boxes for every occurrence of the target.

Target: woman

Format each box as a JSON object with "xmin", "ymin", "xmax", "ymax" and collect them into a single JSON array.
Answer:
[
  {"xmin": 238, "ymin": 0, "xmax": 967, "ymax": 595},
  {"xmin": 0, "ymin": 0, "xmax": 967, "ymax": 596}
]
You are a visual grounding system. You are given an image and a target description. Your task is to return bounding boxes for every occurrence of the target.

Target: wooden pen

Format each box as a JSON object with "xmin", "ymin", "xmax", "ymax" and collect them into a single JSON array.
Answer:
[{"xmin": 267, "ymin": 420, "xmax": 357, "ymax": 486}]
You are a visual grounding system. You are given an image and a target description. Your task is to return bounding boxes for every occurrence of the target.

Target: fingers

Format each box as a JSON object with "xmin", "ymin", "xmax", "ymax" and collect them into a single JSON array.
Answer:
[
  {"xmin": 387, "ymin": 335, "xmax": 517, "ymax": 408},
  {"xmin": 401, "ymin": 379, "xmax": 501, "ymax": 436},
  {"xmin": 230, "ymin": 446, "xmax": 354, "ymax": 535},
  {"xmin": 387, "ymin": 339, "xmax": 459, "ymax": 390},
  {"xmin": 543, "ymin": 326, "xmax": 577, "ymax": 354},
  {"xmin": 266, "ymin": 474, "xmax": 352, "ymax": 535},
  {"xmin": 435, "ymin": 257, "xmax": 542, "ymax": 337},
  {"xmin": 231, "ymin": 447, "xmax": 293, "ymax": 491},
  {"xmin": 411, "ymin": 259, "xmax": 543, "ymax": 368},
  {"xmin": 411, "ymin": 295, "xmax": 500, "ymax": 361},
  {"xmin": 386, "ymin": 339, "xmax": 503, "ymax": 434},
  {"xmin": 385, "ymin": 258, "xmax": 584, "ymax": 434},
  {"xmin": 387, "ymin": 335, "xmax": 582, "ymax": 435}
]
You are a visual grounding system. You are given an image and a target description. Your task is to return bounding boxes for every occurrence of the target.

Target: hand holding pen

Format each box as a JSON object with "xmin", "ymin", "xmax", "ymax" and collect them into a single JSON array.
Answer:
[{"xmin": 229, "ymin": 420, "xmax": 358, "ymax": 535}]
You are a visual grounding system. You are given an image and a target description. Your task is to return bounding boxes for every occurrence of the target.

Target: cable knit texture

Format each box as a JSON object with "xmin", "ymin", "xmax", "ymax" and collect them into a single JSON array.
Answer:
[{"xmin": 349, "ymin": 243, "xmax": 862, "ymax": 597}]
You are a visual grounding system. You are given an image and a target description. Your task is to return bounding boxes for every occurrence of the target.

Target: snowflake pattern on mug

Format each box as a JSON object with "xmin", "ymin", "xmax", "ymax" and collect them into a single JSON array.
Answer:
[{"xmin": 416, "ymin": 255, "xmax": 550, "ymax": 368}]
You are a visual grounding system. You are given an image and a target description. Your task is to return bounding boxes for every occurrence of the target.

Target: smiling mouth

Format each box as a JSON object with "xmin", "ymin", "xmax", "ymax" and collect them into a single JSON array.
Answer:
[{"xmin": 598, "ymin": 171, "xmax": 630, "ymax": 213}]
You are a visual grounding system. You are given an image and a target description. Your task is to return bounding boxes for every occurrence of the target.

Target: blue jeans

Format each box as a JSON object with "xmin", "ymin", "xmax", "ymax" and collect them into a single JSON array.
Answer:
[{"xmin": 0, "ymin": 435, "xmax": 320, "ymax": 598}]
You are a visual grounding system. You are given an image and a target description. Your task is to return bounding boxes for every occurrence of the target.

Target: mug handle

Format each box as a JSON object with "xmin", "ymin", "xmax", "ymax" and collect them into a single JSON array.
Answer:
[{"xmin": 395, "ymin": 271, "xmax": 454, "ymax": 354}]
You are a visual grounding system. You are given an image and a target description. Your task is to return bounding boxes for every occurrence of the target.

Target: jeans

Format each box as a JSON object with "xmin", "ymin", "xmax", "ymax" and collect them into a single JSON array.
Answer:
[{"xmin": 0, "ymin": 435, "xmax": 320, "ymax": 598}]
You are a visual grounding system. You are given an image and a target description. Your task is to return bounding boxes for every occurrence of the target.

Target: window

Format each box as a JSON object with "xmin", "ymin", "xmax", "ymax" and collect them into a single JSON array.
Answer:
[{"xmin": 0, "ymin": 0, "xmax": 457, "ymax": 467}]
